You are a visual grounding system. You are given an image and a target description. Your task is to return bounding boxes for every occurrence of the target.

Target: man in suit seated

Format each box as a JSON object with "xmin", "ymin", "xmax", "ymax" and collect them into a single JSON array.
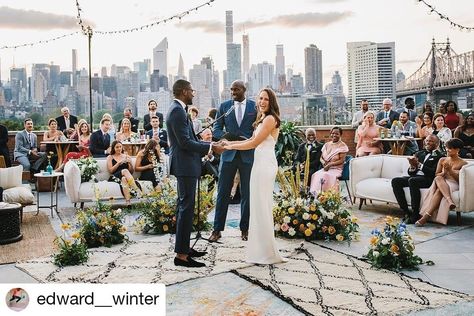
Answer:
[
  {"xmin": 89, "ymin": 118, "xmax": 112, "ymax": 157},
  {"xmin": 55, "ymin": 106, "xmax": 78, "ymax": 134},
  {"xmin": 14, "ymin": 118, "xmax": 47, "ymax": 174},
  {"xmin": 145, "ymin": 115, "xmax": 169, "ymax": 154},
  {"xmin": 376, "ymin": 98, "xmax": 399, "ymax": 129},
  {"xmin": 293, "ymin": 128, "xmax": 323, "ymax": 185},
  {"xmin": 391, "ymin": 134, "xmax": 443, "ymax": 224},
  {"xmin": 200, "ymin": 128, "xmax": 219, "ymax": 182},
  {"xmin": 118, "ymin": 107, "xmax": 139, "ymax": 133},
  {"xmin": 143, "ymin": 99, "xmax": 164, "ymax": 131},
  {"xmin": 390, "ymin": 111, "xmax": 418, "ymax": 155}
]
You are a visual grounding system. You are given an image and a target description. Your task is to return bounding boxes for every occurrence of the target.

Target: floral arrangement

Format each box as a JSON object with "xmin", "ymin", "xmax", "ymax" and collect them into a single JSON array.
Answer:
[
  {"xmin": 76, "ymin": 201, "xmax": 128, "ymax": 248},
  {"xmin": 133, "ymin": 175, "xmax": 216, "ymax": 234},
  {"xmin": 76, "ymin": 156, "xmax": 99, "ymax": 182},
  {"xmin": 273, "ymin": 167, "xmax": 359, "ymax": 242},
  {"xmin": 150, "ymin": 150, "xmax": 165, "ymax": 183},
  {"xmin": 53, "ymin": 223, "xmax": 89, "ymax": 267},
  {"xmin": 111, "ymin": 176, "xmax": 142, "ymax": 198},
  {"xmin": 365, "ymin": 216, "xmax": 423, "ymax": 271}
]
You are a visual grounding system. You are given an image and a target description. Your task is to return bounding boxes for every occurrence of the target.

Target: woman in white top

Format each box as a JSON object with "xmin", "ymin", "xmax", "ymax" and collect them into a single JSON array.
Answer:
[{"xmin": 432, "ymin": 113, "xmax": 452, "ymax": 153}]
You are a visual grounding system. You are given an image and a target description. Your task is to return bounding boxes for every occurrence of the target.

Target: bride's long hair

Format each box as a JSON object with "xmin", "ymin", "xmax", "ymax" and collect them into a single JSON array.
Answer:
[{"xmin": 253, "ymin": 88, "xmax": 281, "ymax": 128}]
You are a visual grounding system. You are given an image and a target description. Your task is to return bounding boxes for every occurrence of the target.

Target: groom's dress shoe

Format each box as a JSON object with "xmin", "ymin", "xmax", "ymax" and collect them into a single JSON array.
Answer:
[
  {"xmin": 174, "ymin": 256, "xmax": 206, "ymax": 268},
  {"xmin": 189, "ymin": 248, "xmax": 207, "ymax": 257},
  {"xmin": 209, "ymin": 231, "xmax": 221, "ymax": 242},
  {"xmin": 241, "ymin": 230, "xmax": 248, "ymax": 241}
]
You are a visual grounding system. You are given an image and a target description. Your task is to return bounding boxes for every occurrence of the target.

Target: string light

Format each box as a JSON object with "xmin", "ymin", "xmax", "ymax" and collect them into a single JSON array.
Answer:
[
  {"xmin": 0, "ymin": 32, "xmax": 80, "ymax": 50},
  {"xmin": 417, "ymin": 0, "xmax": 474, "ymax": 32}
]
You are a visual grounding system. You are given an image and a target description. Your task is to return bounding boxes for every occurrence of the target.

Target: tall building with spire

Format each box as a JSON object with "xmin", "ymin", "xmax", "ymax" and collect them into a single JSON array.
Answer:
[
  {"xmin": 177, "ymin": 53, "xmax": 185, "ymax": 79},
  {"xmin": 153, "ymin": 37, "xmax": 168, "ymax": 78},
  {"xmin": 224, "ymin": 11, "xmax": 242, "ymax": 91}
]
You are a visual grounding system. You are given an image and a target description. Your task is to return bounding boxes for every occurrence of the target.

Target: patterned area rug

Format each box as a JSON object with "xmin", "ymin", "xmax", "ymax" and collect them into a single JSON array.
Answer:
[
  {"xmin": 15, "ymin": 229, "xmax": 299, "ymax": 284},
  {"xmin": 234, "ymin": 242, "xmax": 473, "ymax": 315}
]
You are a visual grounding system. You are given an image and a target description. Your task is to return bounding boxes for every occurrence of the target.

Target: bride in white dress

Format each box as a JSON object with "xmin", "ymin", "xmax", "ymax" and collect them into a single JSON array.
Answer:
[{"xmin": 223, "ymin": 88, "xmax": 287, "ymax": 264}]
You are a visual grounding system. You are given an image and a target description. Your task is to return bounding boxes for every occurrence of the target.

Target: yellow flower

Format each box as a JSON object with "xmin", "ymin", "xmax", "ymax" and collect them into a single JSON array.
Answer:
[
  {"xmin": 339, "ymin": 218, "xmax": 348, "ymax": 227},
  {"xmin": 71, "ymin": 232, "xmax": 81, "ymax": 239},
  {"xmin": 351, "ymin": 217, "xmax": 358, "ymax": 223},
  {"xmin": 328, "ymin": 226, "xmax": 336, "ymax": 235},
  {"xmin": 309, "ymin": 204, "xmax": 316, "ymax": 212},
  {"xmin": 370, "ymin": 236, "xmax": 379, "ymax": 245},
  {"xmin": 65, "ymin": 240, "xmax": 72, "ymax": 246},
  {"xmin": 163, "ymin": 225, "xmax": 169, "ymax": 232},
  {"xmin": 304, "ymin": 228, "xmax": 312, "ymax": 237},
  {"xmin": 288, "ymin": 207, "xmax": 295, "ymax": 214},
  {"xmin": 336, "ymin": 234, "xmax": 344, "ymax": 241},
  {"xmin": 119, "ymin": 226, "xmax": 127, "ymax": 233},
  {"xmin": 318, "ymin": 195, "xmax": 327, "ymax": 204},
  {"xmin": 312, "ymin": 214, "xmax": 318, "ymax": 221},
  {"xmin": 61, "ymin": 223, "xmax": 71, "ymax": 231},
  {"xmin": 390, "ymin": 244, "xmax": 400, "ymax": 255}
]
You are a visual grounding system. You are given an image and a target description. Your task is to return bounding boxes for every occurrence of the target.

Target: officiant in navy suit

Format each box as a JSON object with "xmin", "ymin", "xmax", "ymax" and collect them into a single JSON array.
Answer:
[
  {"xmin": 166, "ymin": 79, "xmax": 225, "ymax": 268},
  {"xmin": 209, "ymin": 80, "xmax": 257, "ymax": 242}
]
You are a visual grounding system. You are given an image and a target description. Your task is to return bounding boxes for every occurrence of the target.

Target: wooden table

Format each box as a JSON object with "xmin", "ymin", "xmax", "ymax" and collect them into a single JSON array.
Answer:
[
  {"xmin": 34, "ymin": 172, "xmax": 63, "ymax": 218},
  {"xmin": 121, "ymin": 140, "xmax": 147, "ymax": 156},
  {"xmin": 374, "ymin": 137, "xmax": 422, "ymax": 155},
  {"xmin": 40, "ymin": 140, "xmax": 79, "ymax": 168},
  {"xmin": 0, "ymin": 202, "xmax": 23, "ymax": 244}
]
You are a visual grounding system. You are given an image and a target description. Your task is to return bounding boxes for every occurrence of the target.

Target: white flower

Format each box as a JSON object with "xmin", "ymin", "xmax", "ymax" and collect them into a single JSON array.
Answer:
[
  {"xmin": 373, "ymin": 251, "xmax": 379, "ymax": 257},
  {"xmin": 282, "ymin": 200, "xmax": 289, "ymax": 207},
  {"xmin": 283, "ymin": 216, "xmax": 291, "ymax": 224},
  {"xmin": 296, "ymin": 198, "xmax": 303, "ymax": 206},
  {"xmin": 381, "ymin": 238, "xmax": 390, "ymax": 245},
  {"xmin": 105, "ymin": 225, "xmax": 112, "ymax": 231},
  {"xmin": 326, "ymin": 212, "xmax": 335, "ymax": 220},
  {"xmin": 302, "ymin": 213, "xmax": 310, "ymax": 220},
  {"xmin": 274, "ymin": 224, "xmax": 281, "ymax": 231},
  {"xmin": 288, "ymin": 228, "xmax": 296, "ymax": 236}
]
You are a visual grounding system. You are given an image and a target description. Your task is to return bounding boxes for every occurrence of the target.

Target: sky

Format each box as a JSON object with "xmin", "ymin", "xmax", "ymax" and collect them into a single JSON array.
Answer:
[{"xmin": 0, "ymin": 0, "xmax": 473, "ymax": 93}]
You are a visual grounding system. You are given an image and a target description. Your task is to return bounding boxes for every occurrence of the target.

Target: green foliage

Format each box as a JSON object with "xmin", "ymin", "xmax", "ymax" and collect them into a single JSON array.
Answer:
[
  {"xmin": 0, "ymin": 118, "xmax": 23, "ymax": 131},
  {"xmin": 275, "ymin": 121, "xmax": 304, "ymax": 166},
  {"xmin": 76, "ymin": 157, "xmax": 100, "ymax": 182},
  {"xmin": 53, "ymin": 224, "xmax": 89, "ymax": 267},
  {"xmin": 29, "ymin": 112, "xmax": 46, "ymax": 128},
  {"xmin": 365, "ymin": 217, "xmax": 424, "ymax": 271}
]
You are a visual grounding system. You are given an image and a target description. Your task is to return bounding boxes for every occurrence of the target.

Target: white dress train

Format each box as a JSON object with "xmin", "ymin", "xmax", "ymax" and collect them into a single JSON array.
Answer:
[{"xmin": 246, "ymin": 125, "xmax": 287, "ymax": 264}]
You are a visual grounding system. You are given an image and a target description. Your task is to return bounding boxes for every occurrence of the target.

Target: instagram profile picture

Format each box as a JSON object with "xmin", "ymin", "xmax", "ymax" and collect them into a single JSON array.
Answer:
[{"xmin": 6, "ymin": 288, "xmax": 29, "ymax": 311}]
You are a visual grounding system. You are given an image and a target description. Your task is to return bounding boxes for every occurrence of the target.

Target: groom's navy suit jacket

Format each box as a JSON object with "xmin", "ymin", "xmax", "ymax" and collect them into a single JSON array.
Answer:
[{"xmin": 213, "ymin": 99, "xmax": 256, "ymax": 163}]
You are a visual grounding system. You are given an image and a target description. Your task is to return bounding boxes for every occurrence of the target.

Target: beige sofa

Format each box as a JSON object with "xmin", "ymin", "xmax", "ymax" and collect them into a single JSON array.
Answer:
[
  {"xmin": 63, "ymin": 158, "xmax": 156, "ymax": 207},
  {"xmin": 349, "ymin": 155, "xmax": 474, "ymax": 224}
]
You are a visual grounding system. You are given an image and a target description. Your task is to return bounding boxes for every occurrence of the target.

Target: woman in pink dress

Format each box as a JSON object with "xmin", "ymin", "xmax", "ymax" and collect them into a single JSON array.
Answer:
[
  {"xmin": 356, "ymin": 111, "xmax": 382, "ymax": 157},
  {"xmin": 55, "ymin": 119, "xmax": 91, "ymax": 172},
  {"xmin": 310, "ymin": 127, "xmax": 348, "ymax": 195},
  {"xmin": 417, "ymin": 138, "xmax": 467, "ymax": 226}
]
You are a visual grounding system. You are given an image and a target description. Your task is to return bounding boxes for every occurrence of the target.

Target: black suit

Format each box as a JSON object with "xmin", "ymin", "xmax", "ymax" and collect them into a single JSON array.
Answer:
[
  {"xmin": 0, "ymin": 124, "xmax": 11, "ymax": 167},
  {"xmin": 144, "ymin": 112, "xmax": 164, "ymax": 131},
  {"xmin": 293, "ymin": 141, "xmax": 324, "ymax": 184},
  {"xmin": 89, "ymin": 130, "xmax": 110, "ymax": 157},
  {"xmin": 166, "ymin": 100, "xmax": 210, "ymax": 255},
  {"xmin": 118, "ymin": 117, "xmax": 140, "ymax": 133},
  {"xmin": 146, "ymin": 128, "xmax": 169, "ymax": 154},
  {"xmin": 391, "ymin": 149, "xmax": 444, "ymax": 217},
  {"xmin": 55, "ymin": 115, "xmax": 78, "ymax": 133}
]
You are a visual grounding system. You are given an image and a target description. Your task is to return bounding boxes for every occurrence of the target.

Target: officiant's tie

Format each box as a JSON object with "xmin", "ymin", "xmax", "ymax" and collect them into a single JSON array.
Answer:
[{"xmin": 236, "ymin": 102, "xmax": 243, "ymax": 126}]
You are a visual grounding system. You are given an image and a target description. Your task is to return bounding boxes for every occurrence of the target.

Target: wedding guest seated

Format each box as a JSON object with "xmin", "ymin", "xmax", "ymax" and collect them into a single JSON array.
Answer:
[
  {"xmin": 454, "ymin": 113, "xmax": 474, "ymax": 158},
  {"xmin": 135, "ymin": 139, "xmax": 164, "ymax": 189},
  {"xmin": 415, "ymin": 112, "xmax": 434, "ymax": 139},
  {"xmin": 416, "ymin": 138, "xmax": 467, "ymax": 226},
  {"xmin": 293, "ymin": 128, "xmax": 323, "ymax": 185},
  {"xmin": 89, "ymin": 117, "xmax": 112, "ymax": 158},
  {"xmin": 118, "ymin": 107, "xmax": 139, "ymax": 133},
  {"xmin": 391, "ymin": 111, "xmax": 418, "ymax": 155},
  {"xmin": 0, "ymin": 123, "xmax": 11, "ymax": 167},
  {"xmin": 376, "ymin": 98, "xmax": 399, "ymax": 129},
  {"xmin": 188, "ymin": 106, "xmax": 202, "ymax": 134},
  {"xmin": 107, "ymin": 140, "xmax": 142, "ymax": 205},
  {"xmin": 14, "ymin": 118, "xmax": 47, "ymax": 174},
  {"xmin": 145, "ymin": 115, "xmax": 169, "ymax": 154},
  {"xmin": 102, "ymin": 113, "xmax": 116, "ymax": 142},
  {"xmin": 116, "ymin": 118, "xmax": 136, "ymax": 142},
  {"xmin": 432, "ymin": 113, "xmax": 452, "ymax": 153},
  {"xmin": 356, "ymin": 111, "xmax": 382, "ymax": 157},
  {"xmin": 55, "ymin": 106, "xmax": 78, "ymax": 133},
  {"xmin": 55, "ymin": 119, "xmax": 91, "ymax": 172},
  {"xmin": 444, "ymin": 100, "xmax": 463, "ymax": 132},
  {"xmin": 422, "ymin": 101, "xmax": 434, "ymax": 115},
  {"xmin": 309, "ymin": 126, "xmax": 348, "ymax": 195},
  {"xmin": 43, "ymin": 118, "xmax": 65, "ymax": 148},
  {"xmin": 391, "ymin": 135, "xmax": 443, "ymax": 224}
]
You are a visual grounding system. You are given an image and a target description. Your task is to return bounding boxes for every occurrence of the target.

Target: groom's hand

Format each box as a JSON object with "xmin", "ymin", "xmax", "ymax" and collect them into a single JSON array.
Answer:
[{"xmin": 211, "ymin": 142, "xmax": 226, "ymax": 155}]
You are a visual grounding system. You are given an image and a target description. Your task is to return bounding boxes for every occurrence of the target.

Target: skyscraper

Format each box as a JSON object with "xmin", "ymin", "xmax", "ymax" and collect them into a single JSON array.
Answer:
[
  {"xmin": 242, "ymin": 34, "xmax": 250, "ymax": 81},
  {"xmin": 275, "ymin": 44, "xmax": 286, "ymax": 92},
  {"xmin": 347, "ymin": 41, "xmax": 396, "ymax": 112},
  {"xmin": 304, "ymin": 44, "xmax": 323, "ymax": 94},
  {"xmin": 153, "ymin": 37, "xmax": 168, "ymax": 78},
  {"xmin": 177, "ymin": 53, "xmax": 185, "ymax": 78},
  {"xmin": 72, "ymin": 49, "xmax": 78, "ymax": 89},
  {"xmin": 224, "ymin": 11, "xmax": 242, "ymax": 90}
]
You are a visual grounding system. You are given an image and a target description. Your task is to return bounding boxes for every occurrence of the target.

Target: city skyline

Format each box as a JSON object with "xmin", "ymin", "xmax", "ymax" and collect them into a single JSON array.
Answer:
[{"xmin": 1, "ymin": 0, "xmax": 473, "ymax": 91}]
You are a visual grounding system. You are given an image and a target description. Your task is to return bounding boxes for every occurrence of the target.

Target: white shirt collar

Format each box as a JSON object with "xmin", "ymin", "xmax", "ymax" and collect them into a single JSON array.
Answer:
[
  {"xmin": 234, "ymin": 99, "xmax": 246, "ymax": 105},
  {"xmin": 174, "ymin": 98, "xmax": 187, "ymax": 110}
]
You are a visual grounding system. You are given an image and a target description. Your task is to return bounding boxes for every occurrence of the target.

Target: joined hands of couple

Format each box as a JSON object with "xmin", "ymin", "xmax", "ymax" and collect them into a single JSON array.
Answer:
[{"xmin": 210, "ymin": 140, "xmax": 234, "ymax": 155}]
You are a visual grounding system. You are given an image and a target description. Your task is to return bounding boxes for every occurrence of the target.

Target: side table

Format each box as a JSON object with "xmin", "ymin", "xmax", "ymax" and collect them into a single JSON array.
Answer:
[
  {"xmin": 34, "ymin": 172, "xmax": 64, "ymax": 218},
  {"xmin": 0, "ymin": 202, "xmax": 23, "ymax": 245}
]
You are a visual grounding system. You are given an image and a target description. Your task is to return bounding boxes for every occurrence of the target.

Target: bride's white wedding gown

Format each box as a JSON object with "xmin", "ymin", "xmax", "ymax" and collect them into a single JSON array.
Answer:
[{"xmin": 247, "ymin": 125, "xmax": 287, "ymax": 264}]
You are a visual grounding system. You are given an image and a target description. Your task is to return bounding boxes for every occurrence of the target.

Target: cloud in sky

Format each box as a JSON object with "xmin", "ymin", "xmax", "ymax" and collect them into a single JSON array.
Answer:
[
  {"xmin": 0, "ymin": 6, "xmax": 95, "ymax": 30},
  {"xmin": 176, "ymin": 11, "xmax": 353, "ymax": 33}
]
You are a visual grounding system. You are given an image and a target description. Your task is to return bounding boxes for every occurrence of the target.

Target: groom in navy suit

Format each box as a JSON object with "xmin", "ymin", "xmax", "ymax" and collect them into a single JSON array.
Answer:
[
  {"xmin": 209, "ymin": 80, "xmax": 257, "ymax": 242},
  {"xmin": 166, "ymin": 79, "xmax": 225, "ymax": 268}
]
